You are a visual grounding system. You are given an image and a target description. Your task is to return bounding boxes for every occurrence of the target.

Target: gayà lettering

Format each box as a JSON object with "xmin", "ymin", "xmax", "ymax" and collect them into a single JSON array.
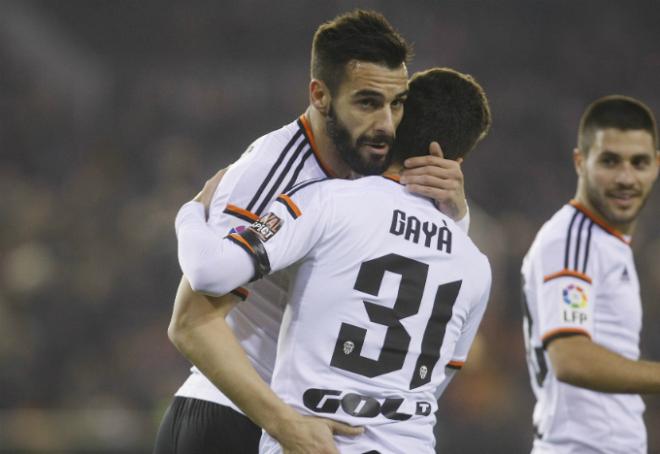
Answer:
[{"xmin": 389, "ymin": 209, "xmax": 452, "ymax": 253}]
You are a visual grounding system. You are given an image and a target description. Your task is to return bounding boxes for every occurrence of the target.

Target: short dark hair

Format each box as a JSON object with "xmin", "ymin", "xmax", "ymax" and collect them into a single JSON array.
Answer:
[
  {"xmin": 311, "ymin": 10, "xmax": 412, "ymax": 94},
  {"xmin": 393, "ymin": 68, "xmax": 491, "ymax": 162},
  {"xmin": 578, "ymin": 95, "xmax": 658, "ymax": 154}
]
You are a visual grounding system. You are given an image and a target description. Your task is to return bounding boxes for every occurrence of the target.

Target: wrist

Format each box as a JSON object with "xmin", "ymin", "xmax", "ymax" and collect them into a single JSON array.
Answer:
[{"xmin": 263, "ymin": 404, "xmax": 302, "ymax": 441}]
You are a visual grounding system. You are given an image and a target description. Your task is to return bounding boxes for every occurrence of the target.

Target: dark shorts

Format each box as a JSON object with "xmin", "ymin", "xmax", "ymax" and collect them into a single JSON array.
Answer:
[{"xmin": 153, "ymin": 396, "xmax": 261, "ymax": 454}]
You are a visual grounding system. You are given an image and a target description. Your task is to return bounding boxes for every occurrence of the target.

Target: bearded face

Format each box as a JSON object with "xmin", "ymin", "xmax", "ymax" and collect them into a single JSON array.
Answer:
[{"xmin": 326, "ymin": 104, "xmax": 394, "ymax": 176}]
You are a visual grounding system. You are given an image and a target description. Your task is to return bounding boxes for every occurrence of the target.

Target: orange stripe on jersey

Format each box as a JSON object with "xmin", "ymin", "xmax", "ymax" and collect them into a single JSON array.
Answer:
[
  {"xmin": 225, "ymin": 204, "xmax": 259, "ymax": 222},
  {"xmin": 299, "ymin": 114, "xmax": 337, "ymax": 177},
  {"xmin": 230, "ymin": 287, "xmax": 249, "ymax": 300},
  {"xmin": 383, "ymin": 174, "xmax": 401, "ymax": 184},
  {"xmin": 569, "ymin": 200, "xmax": 630, "ymax": 245},
  {"xmin": 447, "ymin": 360, "xmax": 464, "ymax": 370},
  {"xmin": 543, "ymin": 269, "xmax": 592, "ymax": 284},
  {"xmin": 277, "ymin": 194, "xmax": 302, "ymax": 218},
  {"xmin": 228, "ymin": 233, "xmax": 255, "ymax": 254},
  {"xmin": 541, "ymin": 328, "xmax": 591, "ymax": 347}
]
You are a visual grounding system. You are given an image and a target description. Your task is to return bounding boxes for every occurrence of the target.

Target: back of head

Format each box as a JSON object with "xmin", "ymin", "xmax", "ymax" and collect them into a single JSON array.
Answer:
[
  {"xmin": 578, "ymin": 95, "xmax": 658, "ymax": 154},
  {"xmin": 394, "ymin": 68, "xmax": 491, "ymax": 163},
  {"xmin": 311, "ymin": 9, "xmax": 412, "ymax": 94}
]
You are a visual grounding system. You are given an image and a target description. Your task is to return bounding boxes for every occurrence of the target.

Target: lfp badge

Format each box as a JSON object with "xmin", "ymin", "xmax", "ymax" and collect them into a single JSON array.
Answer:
[{"xmin": 562, "ymin": 284, "xmax": 588, "ymax": 309}]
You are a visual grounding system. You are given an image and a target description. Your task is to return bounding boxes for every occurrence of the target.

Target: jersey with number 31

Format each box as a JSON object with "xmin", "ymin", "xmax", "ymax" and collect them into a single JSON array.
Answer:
[{"xmin": 229, "ymin": 175, "xmax": 491, "ymax": 454}]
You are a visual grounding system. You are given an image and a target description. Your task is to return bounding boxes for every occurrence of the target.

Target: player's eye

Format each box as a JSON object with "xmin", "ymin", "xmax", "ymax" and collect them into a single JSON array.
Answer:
[
  {"xmin": 599, "ymin": 155, "xmax": 618, "ymax": 166},
  {"xmin": 391, "ymin": 98, "xmax": 406, "ymax": 109},
  {"xmin": 358, "ymin": 98, "xmax": 377, "ymax": 109},
  {"xmin": 631, "ymin": 156, "xmax": 651, "ymax": 169}
]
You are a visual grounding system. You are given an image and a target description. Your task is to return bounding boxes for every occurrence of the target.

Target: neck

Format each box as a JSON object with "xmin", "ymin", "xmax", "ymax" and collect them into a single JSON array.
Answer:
[
  {"xmin": 573, "ymin": 191, "xmax": 635, "ymax": 236},
  {"xmin": 384, "ymin": 162, "xmax": 404, "ymax": 176},
  {"xmin": 305, "ymin": 107, "xmax": 352, "ymax": 178}
]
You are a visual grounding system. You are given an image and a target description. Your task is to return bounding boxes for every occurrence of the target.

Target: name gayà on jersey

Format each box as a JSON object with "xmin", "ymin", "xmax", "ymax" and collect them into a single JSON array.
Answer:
[{"xmin": 389, "ymin": 209, "xmax": 453, "ymax": 253}]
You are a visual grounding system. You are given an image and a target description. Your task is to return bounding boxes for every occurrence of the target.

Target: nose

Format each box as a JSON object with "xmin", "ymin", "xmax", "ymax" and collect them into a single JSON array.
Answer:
[
  {"xmin": 373, "ymin": 106, "xmax": 396, "ymax": 137},
  {"xmin": 615, "ymin": 162, "xmax": 636, "ymax": 186}
]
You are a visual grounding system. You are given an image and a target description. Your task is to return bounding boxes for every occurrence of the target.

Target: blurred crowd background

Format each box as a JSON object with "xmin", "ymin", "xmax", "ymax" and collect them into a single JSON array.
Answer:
[{"xmin": 1, "ymin": 1, "xmax": 659, "ymax": 452}]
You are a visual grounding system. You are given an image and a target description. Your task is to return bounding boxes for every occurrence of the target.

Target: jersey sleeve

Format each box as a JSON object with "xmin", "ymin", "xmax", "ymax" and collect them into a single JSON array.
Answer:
[
  {"xmin": 203, "ymin": 136, "xmax": 291, "ymax": 298},
  {"xmin": 534, "ymin": 235, "xmax": 599, "ymax": 348},
  {"xmin": 453, "ymin": 202, "xmax": 470, "ymax": 234},
  {"xmin": 227, "ymin": 183, "xmax": 330, "ymax": 278},
  {"xmin": 175, "ymin": 201, "xmax": 257, "ymax": 296},
  {"xmin": 206, "ymin": 139, "xmax": 268, "ymax": 232}
]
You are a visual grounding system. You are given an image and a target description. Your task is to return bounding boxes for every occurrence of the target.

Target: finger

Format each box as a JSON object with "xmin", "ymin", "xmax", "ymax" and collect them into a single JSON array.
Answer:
[
  {"xmin": 405, "ymin": 184, "xmax": 455, "ymax": 199},
  {"xmin": 212, "ymin": 166, "xmax": 228, "ymax": 180},
  {"xmin": 457, "ymin": 157, "xmax": 464, "ymax": 165},
  {"xmin": 429, "ymin": 141, "xmax": 444, "ymax": 159},
  {"xmin": 401, "ymin": 167, "xmax": 462, "ymax": 181},
  {"xmin": 400, "ymin": 175, "xmax": 461, "ymax": 190},
  {"xmin": 326, "ymin": 420, "xmax": 364, "ymax": 436},
  {"xmin": 404, "ymin": 155, "xmax": 459, "ymax": 169}
]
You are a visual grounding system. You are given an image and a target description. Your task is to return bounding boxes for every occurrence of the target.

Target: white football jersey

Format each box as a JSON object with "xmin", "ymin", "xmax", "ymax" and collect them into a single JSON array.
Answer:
[
  {"xmin": 521, "ymin": 200, "xmax": 645, "ymax": 454},
  {"xmin": 175, "ymin": 115, "xmax": 336, "ymax": 410},
  {"xmin": 177, "ymin": 176, "xmax": 491, "ymax": 453}
]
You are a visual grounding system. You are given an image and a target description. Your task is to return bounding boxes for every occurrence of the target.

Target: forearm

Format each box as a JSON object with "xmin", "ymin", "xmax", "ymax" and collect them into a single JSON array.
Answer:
[
  {"xmin": 172, "ymin": 310, "xmax": 300, "ymax": 435},
  {"xmin": 168, "ymin": 278, "xmax": 299, "ymax": 438},
  {"xmin": 548, "ymin": 336, "xmax": 660, "ymax": 393}
]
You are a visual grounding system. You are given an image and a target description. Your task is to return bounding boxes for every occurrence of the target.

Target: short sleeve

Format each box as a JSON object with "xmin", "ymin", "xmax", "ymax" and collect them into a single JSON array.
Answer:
[
  {"xmin": 227, "ymin": 182, "xmax": 331, "ymax": 277},
  {"xmin": 207, "ymin": 140, "xmax": 265, "ymax": 233},
  {"xmin": 534, "ymin": 236, "xmax": 598, "ymax": 347}
]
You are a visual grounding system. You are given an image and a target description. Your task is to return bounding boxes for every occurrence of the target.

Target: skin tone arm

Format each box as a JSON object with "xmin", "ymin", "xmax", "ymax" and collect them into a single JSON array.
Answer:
[{"xmin": 547, "ymin": 335, "xmax": 660, "ymax": 394}]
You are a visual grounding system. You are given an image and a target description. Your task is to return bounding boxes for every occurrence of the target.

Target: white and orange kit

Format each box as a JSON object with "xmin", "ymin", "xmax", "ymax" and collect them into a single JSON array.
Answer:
[
  {"xmin": 522, "ymin": 200, "xmax": 645, "ymax": 454},
  {"xmin": 176, "ymin": 175, "xmax": 490, "ymax": 453},
  {"xmin": 174, "ymin": 115, "xmax": 337, "ymax": 410}
]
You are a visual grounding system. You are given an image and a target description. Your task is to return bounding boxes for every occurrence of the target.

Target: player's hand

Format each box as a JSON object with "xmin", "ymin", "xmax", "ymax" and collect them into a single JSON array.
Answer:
[
  {"xmin": 278, "ymin": 415, "xmax": 363, "ymax": 454},
  {"xmin": 400, "ymin": 141, "xmax": 468, "ymax": 221},
  {"xmin": 193, "ymin": 167, "xmax": 227, "ymax": 219}
]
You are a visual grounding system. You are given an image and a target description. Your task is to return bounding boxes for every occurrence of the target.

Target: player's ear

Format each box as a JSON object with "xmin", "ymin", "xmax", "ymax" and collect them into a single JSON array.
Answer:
[
  {"xmin": 310, "ymin": 79, "xmax": 331, "ymax": 116},
  {"xmin": 572, "ymin": 147, "xmax": 584, "ymax": 176}
]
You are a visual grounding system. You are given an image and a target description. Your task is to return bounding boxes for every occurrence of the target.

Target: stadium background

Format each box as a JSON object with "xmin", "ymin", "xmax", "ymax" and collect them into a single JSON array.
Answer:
[{"xmin": 1, "ymin": 1, "xmax": 659, "ymax": 452}]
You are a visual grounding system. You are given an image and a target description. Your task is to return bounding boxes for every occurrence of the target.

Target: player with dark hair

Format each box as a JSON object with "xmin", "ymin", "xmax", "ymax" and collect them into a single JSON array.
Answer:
[
  {"xmin": 522, "ymin": 95, "xmax": 660, "ymax": 453},
  {"xmin": 154, "ymin": 10, "xmax": 469, "ymax": 454},
  {"xmin": 395, "ymin": 68, "xmax": 491, "ymax": 162},
  {"xmin": 174, "ymin": 67, "xmax": 492, "ymax": 453}
]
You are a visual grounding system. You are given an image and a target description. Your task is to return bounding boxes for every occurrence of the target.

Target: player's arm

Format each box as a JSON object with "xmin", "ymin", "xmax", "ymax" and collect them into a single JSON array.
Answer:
[
  {"xmin": 536, "ymin": 236, "xmax": 660, "ymax": 395},
  {"xmin": 168, "ymin": 277, "xmax": 360, "ymax": 453},
  {"xmin": 547, "ymin": 336, "xmax": 660, "ymax": 393},
  {"xmin": 400, "ymin": 141, "xmax": 469, "ymax": 230},
  {"xmin": 174, "ymin": 179, "xmax": 362, "ymax": 452},
  {"xmin": 176, "ymin": 176, "xmax": 330, "ymax": 296}
]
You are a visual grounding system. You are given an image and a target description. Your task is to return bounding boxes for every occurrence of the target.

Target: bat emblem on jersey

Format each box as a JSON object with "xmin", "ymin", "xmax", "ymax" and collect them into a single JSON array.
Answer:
[
  {"xmin": 249, "ymin": 213, "xmax": 282, "ymax": 242},
  {"xmin": 343, "ymin": 341, "xmax": 355, "ymax": 355}
]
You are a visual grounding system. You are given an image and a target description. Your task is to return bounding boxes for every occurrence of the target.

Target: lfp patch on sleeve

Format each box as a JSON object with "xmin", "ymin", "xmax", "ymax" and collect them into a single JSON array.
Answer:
[
  {"xmin": 561, "ymin": 283, "xmax": 589, "ymax": 324},
  {"xmin": 249, "ymin": 213, "xmax": 283, "ymax": 242}
]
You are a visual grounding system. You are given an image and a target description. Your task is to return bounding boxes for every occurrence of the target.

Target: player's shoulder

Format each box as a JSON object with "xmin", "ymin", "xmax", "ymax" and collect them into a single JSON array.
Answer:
[
  {"xmin": 233, "ymin": 118, "xmax": 304, "ymax": 165},
  {"xmin": 458, "ymin": 230, "xmax": 491, "ymax": 276},
  {"xmin": 526, "ymin": 203, "xmax": 582, "ymax": 256},
  {"xmin": 309, "ymin": 175, "xmax": 402, "ymax": 200},
  {"xmin": 530, "ymin": 201, "xmax": 627, "ymax": 257}
]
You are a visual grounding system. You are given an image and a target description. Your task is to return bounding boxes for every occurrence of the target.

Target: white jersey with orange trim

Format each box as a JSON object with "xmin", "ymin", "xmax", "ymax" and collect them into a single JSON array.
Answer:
[
  {"xmin": 175, "ymin": 175, "xmax": 490, "ymax": 453},
  {"xmin": 521, "ymin": 201, "xmax": 645, "ymax": 453},
  {"xmin": 174, "ymin": 115, "xmax": 335, "ymax": 410}
]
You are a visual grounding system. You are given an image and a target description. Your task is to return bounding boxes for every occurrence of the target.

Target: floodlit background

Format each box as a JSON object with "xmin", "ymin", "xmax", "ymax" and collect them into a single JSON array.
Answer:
[{"xmin": 1, "ymin": 1, "xmax": 659, "ymax": 452}]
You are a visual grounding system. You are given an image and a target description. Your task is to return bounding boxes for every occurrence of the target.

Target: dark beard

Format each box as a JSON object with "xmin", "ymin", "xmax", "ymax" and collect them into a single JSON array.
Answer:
[{"xmin": 326, "ymin": 105, "xmax": 394, "ymax": 176}]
